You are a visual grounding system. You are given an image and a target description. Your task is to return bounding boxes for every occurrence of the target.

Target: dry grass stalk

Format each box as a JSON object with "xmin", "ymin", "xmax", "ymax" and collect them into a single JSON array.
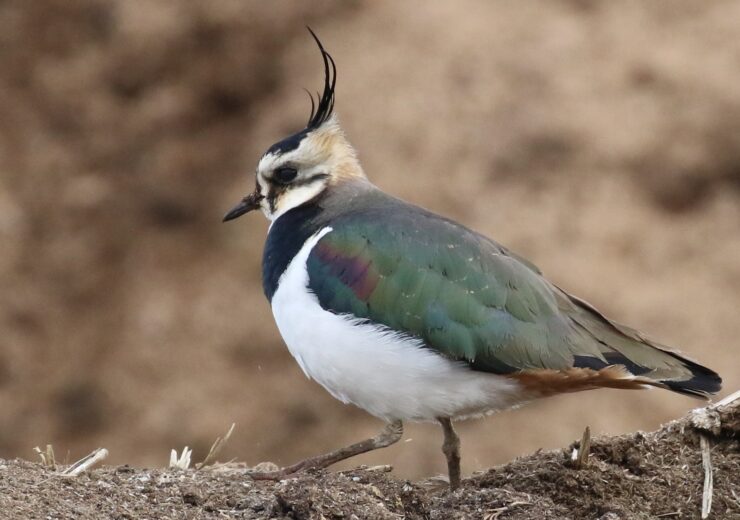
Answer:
[
  {"xmin": 196, "ymin": 423, "xmax": 235, "ymax": 470},
  {"xmin": 576, "ymin": 426, "xmax": 591, "ymax": 469},
  {"xmin": 700, "ymin": 434, "xmax": 713, "ymax": 519},
  {"xmin": 483, "ymin": 501, "xmax": 530, "ymax": 520},
  {"xmin": 569, "ymin": 426, "xmax": 591, "ymax": 469},
  {"xmin": 169, "ymin": 447, "xmax": 192, "ymax": 470},
  {"xmin": 339, "ymin": 464, "xmax": 394, "ymax": 475},
  {"xmin": 712, "ymin": 389, "xmax": 740, "ymax": 408},
  {"xmin": 33, "ymin": 445, "xmax": 56, "ymax": 469},
  {"xmin": 60, "ymin": 448, "xmax": 108, "ymax": 477}
]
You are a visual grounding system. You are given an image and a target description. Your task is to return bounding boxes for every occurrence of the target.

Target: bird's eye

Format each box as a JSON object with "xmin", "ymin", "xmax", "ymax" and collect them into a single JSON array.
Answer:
[{"xmin": 273, "ymin": 166, "xmax": 298, "ymax": 184}]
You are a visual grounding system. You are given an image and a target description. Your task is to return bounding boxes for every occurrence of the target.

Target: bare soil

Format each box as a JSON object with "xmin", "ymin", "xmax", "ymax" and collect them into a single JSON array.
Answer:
[{"xmin": 1, "ymin": 398, "xmax": 737, "ymax": 519}]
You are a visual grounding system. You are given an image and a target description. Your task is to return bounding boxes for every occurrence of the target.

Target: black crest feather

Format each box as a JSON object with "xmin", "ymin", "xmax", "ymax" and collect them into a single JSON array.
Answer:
[
  {"xmin": 305, "ymin": 27, "xmax": 336, "ymax": 129},
  {"xmin": 262, "ymin": 29, "xmax": 337, "ymax": 157}
]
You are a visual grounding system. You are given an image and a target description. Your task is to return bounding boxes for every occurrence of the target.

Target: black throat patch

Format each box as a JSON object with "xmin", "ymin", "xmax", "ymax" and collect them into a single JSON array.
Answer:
[{"xmin": 262, "ymin": 200, "xmax": 326, "ymax": 302}]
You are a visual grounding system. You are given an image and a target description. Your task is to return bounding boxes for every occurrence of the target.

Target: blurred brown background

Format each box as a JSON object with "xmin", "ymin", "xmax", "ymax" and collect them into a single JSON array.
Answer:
[{"xmin": 0, "ymin": 1, "xmax": 738, "ymax": 480}]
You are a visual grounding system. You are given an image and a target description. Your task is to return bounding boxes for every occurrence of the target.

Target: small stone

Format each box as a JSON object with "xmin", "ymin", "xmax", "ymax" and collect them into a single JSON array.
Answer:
[
  {"xmin": 250, "ymin": 461, "xmax": 280, "ymax": 473},
  {"xmin": 181, "ymin": 488, "xmax": 203, "ymax": 506}
]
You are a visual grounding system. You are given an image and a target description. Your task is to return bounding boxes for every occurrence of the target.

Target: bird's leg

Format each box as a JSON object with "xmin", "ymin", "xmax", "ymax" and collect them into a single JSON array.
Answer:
[
  {"xmin": 438, "ymin": 417, "xmax": 461, "ymax": 490},
  {"xmin": 248, "ymin": 420, "xmax": 403, "ymax": 480}
]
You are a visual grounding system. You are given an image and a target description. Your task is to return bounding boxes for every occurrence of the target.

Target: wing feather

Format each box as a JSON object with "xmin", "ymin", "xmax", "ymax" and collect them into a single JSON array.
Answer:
[{"xmin": 304, "ymin": 205, "xmax": 720, "ymax": 397}]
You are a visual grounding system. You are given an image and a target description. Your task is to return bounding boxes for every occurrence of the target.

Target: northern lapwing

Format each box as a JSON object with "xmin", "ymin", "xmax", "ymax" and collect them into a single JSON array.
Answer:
[{"xmin": 224, "ymin": 30, "xmax": 722, "ymax": 489}]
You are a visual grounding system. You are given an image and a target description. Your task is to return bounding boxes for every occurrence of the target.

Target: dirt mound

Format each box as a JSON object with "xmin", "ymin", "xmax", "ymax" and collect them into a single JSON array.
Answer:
[{"xmin": 2, "ymin": 397, "xmax": 737, "ymax": 519}]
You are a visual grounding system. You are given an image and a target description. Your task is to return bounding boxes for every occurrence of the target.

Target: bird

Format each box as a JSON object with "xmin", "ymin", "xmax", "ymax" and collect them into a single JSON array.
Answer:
[{"xmin": 223, "ymin": 29, "xmax": 722, "ymax": 490}]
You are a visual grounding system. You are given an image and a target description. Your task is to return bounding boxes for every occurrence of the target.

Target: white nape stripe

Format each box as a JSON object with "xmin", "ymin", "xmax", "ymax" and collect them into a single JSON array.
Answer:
[{"xmin": 270, "ymin": 227, "xmax": 527, "ymax": 422}]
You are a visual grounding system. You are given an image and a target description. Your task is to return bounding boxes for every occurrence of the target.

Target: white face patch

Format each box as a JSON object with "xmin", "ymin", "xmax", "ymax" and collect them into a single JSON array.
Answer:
[
  {"xmin": 251, "ymin": 118, "xmax": 365, "ymax": 221},
  {"xmin": 266, "ymin": 177, "xmax": 328, "ymax": 221},
  {"xmin": 255, "ymin": 137, "xmax": 330, "ymax": 221}
]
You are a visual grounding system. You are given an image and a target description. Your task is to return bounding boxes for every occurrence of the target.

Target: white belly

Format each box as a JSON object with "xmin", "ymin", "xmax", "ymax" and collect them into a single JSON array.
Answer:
[{"xmin": 270, "ymin": 227, "xmax": 527, "ymax": 422}]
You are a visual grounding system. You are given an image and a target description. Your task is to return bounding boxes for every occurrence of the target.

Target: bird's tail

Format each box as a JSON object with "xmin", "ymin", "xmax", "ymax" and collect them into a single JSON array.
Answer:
[
  {"xmin": 567, "ymin": 294, "xmax": 722, "ymax": 399},
  {"xmin": 646, "ymin": 349, "xmax": 722, "ymax": 398}
]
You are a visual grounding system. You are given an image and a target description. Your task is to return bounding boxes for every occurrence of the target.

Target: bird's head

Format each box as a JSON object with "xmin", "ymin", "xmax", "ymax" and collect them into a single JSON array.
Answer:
[{"xmin": 223, "ymin": 29, "xmax": 365, "ymax": 223}]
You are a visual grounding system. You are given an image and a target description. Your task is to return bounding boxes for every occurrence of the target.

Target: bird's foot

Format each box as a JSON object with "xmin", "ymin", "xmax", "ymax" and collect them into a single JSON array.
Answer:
[{"xmin": 247, "ymin": 420, "xmax": 403, "ymax": 481}]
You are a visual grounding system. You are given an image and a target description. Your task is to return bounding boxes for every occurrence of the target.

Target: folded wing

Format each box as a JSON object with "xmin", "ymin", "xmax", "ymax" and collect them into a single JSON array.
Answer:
[{"xmin": 306, "ymin": 206, "xmax": 721, "ymax": 399}]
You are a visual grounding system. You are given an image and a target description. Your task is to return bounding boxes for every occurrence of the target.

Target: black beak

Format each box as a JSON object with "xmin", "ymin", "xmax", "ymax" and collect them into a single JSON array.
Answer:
[{"xmin": 222, "ymin": 191, "xmax": 263, "ymax": 222}]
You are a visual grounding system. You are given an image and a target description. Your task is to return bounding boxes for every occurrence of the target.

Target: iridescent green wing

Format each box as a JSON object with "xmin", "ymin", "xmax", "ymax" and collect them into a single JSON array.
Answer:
[
  {"xmin": 305, "ymin": 206, "xmax": 720, "ymax": 397},
  {"xmin": 306, "ymin": 209, "xmax": 597, "ymax": 373}
]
